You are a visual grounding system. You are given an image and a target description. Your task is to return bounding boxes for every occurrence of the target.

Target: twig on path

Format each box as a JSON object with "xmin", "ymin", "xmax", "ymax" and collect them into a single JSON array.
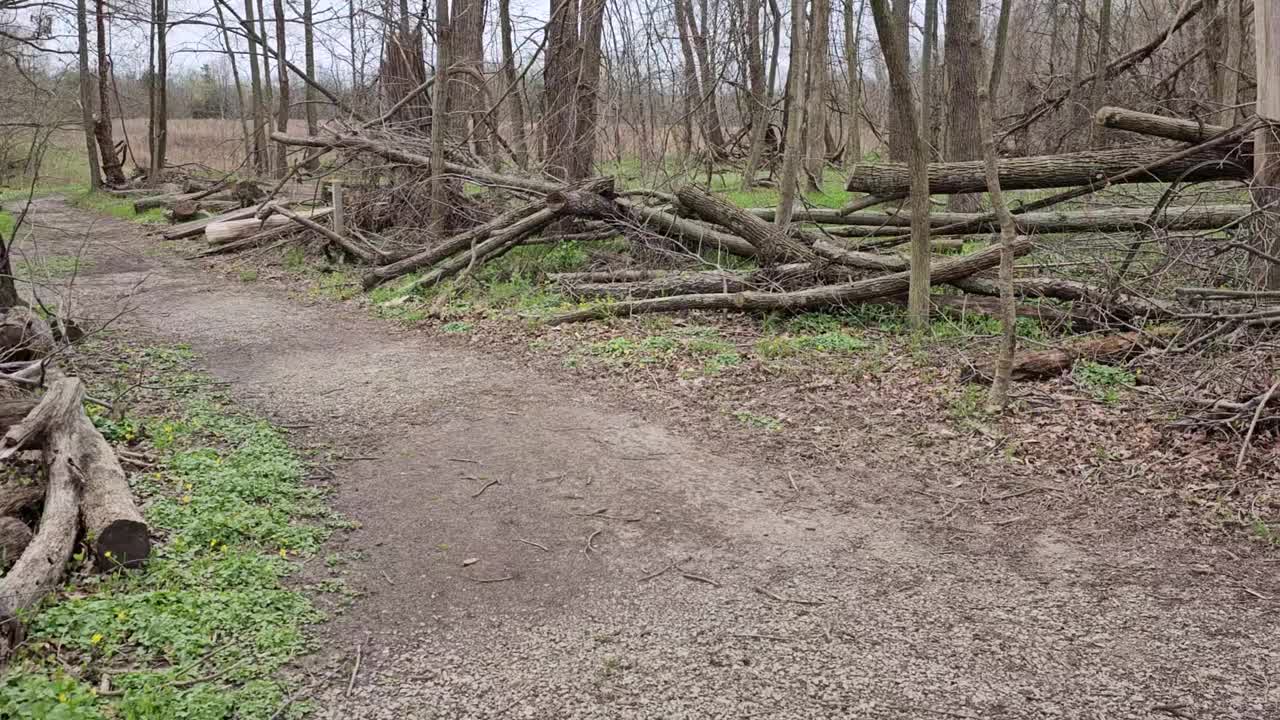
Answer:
[
  {"xmin": 346, "ymin": 639, "xmax": 364, "ymax": 696},
  {"xmin": 680, "ymin": 571, "xmax": 720, "ymax": 587},
  {"xmin": 585, "ymin": 529, "xmax": 603, "ymax": 554},
  {"xmin": 337, "ymin": 454, "xmax": 380, "ymax": 461},
  {"xmin": 469, "ymin": 573, "xmax": 516, "ymax": 583},
  {"xmin": 639, "ymin": 561, "xmax": 677, "ymax": 582},
  {"xmin": 753, "ymin": 585, "xmax": 830, "ymax": 606},
  {"xmin": 471, "ymin": 478, "xmax": 500, "ymax": 498},
  {"xmin": 518, "ymin": 538, "xmax": 550, "ymax": 552},
  {"xmin": 1151, "ymin": 702, "xmax": 1194, "ymax": 720},
  {"xmin": 448, "ymin": 457, "xmax": 480, "ymax": 464},
  {"xmin": 731, "ymin": 633, "xmax": 793, "ymax": 642},
  {"xmin": 379, "ymin": 568, "xmax": 395, "ymax": 585}
]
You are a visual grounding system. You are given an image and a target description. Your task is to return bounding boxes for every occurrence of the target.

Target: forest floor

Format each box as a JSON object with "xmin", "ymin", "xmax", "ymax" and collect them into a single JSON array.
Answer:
[{"xmin": 15, "ymin": 196, "xmax": 1280, "ymax": 719}]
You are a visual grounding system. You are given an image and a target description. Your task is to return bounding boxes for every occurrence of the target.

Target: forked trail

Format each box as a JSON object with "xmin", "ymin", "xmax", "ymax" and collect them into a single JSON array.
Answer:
[{"xmin": 26, "ymin": 197, "xmax": 1278, "ymax": 719}]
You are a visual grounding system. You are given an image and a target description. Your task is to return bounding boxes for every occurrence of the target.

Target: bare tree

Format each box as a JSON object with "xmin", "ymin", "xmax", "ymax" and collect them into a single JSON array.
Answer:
[
  {"xmin": 944, "ymin": 0, "xmax": 980, "ymax": 210},
  {"xmin": 1088, "ymin": 0, "xmax": 1113, "ymax": 143},
  {"xmin": 93, "ymin": 0, "xmax": 125, "ymax": 185},
  {"xmin": 774, "ymin": 0, "xmax": 808, "ymax": 227},
  {"xmin": 741, "ymin": 0, "xmax": 769, "ymax": 189},
  {"xmin": 842, "ymin": 0, "xmax": 865, "ymax": 169},
  {"xmin": 303, "ymin": 0, "xmax": 319, "ymax": 170},
  {"xmin": 272, "ymin": 0, "xmax": 289, "ymax": 177},
  {"xmin": 982, "ymin": 0, "xmax": 1017, "ymax": 411},
  {"xmin": 885, "ymin": 0, "xmax": 910, "ymax": 161},
  {"xmin": 498, "ymin": 0, "xmax": 529, "ymax": 169},
  {"xmin": 803, "ymin": 0, "xmax": 831, "ymax": 188},
  {"xmin": 150, "ymin": 0, "xmax": 168, "ymax": 178},
  {"xmin": 77, "ymin": 0, "xmax": 101, "ymax": 189},
  {"xmin": 869, "ymin": 0, "xmax": 930, "ymax": 327},
  {"xmin": 241, "ymin": 0, "xmax": 267, "ymax": 173}
]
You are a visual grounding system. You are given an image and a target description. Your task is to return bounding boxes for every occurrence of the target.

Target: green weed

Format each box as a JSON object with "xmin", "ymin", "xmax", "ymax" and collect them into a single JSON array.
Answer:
[
  {"xmin": 756, "ymin": 331, "xmax": 871, "ymax": 358},
  {"xmin": 1073, "ymin": 361, "xmax": 1135, "ymax": 404},
  {"xmin": 733, "ymin": 410, "xmax": 783, "ymax": 431},
  {"xmin": 441, "ymin": 321, "xmax": 473, "ymax": 333}
]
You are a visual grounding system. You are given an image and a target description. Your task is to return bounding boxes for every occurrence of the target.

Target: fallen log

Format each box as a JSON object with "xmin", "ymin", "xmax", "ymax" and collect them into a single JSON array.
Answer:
[
  {"xmin": 74, "ymin": 410, "xmax": 149, "ymax": 570},
  {"xmin": 0, "ymin": 482, "xmax": 43, "ymax": 516},
  {"xmin": 0, "ymin": 397, "xmax": 37, "ymax": 433},
  {"xmin": 558, "ymin": 264, "xmax": 835, "ymax": 300},
  {"xmin": 134, "ymin": 190, "xmax": 235, "ymax": 214},
  {"xmin": 206, "ymin": 208, "xmax": 331, "ymax": 245},
  {"xmin": 162, "ymin": 205, "xmax": 266, "ymax": 241},
  {"xmin": 271, "ymin": 206, "xmax": 375, "ymax": 263},
  {"xmin": 188, "ymin": 225, "xmax": 302, "ymax": 259},
  {"xmin": 674, "ymin": 186, "xmax": 815, "ymax": 264},
  {"xmin": 1094, "ymin": 106, "xmax": 1231, "ymax": 145},
  {"xmin": 0, "ymin": 517, "xmax": 32, "ymax": 571},
  {"xmin": 168, "ymin": 200, "xmax": 199, "ymax": 223},
  {"xmin": 845, "ymin": 146, "xmax": 1249, "ymax": 196},
  {"xmin": 547, "ymin": 236, "xmax": 1032, "ymax": 324},
  {"xmin": 753, "ymin": 204, "xmax": 1253, "ymax": 235},
  {"xmin": 397, "ymin": 208, "xmax": 563, "ymax": 295},
  {"xmin": 0, "ymin": 378, "xmax": 83, "ymax": 460},
  {"xmin": 1002, "ymin": 332, "xmax": 1146, "ymax": 381},
  {"xmin": 0, "ymin": 379, "xmax": 83, "ymax": 660},
  {"xmin": 956, "ymin": 276, "xmax": 1178, "ymax": 320},
  {"xmin": 0, "ymin": 307, "xmax": 55, "ymax": 363}
]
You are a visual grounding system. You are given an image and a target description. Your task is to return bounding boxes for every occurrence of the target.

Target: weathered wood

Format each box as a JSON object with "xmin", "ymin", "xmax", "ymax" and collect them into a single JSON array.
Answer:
[
  {"xmin": 205, "ymin": 208, "xmax": 331, "ymax": 245},
  {"xmin": 272, "ymin": 206, "xmax": 374, "ymax": 263},
  {"xmin": 75, "ymin": 410, "xmax": 149, "ymax": 570},
  {"xmin": 1094, "ymin": 106, "xmax": 1230, "ymax": 144},
  {"xmin": 134, "ymin": 190, "xmax": 235, "ymax": 214},
  {"xmin": 0, "ymin": 379, "xmax": 83, "ymax": 461},
  {"xmin": 957, "ymin": 276, "xmax": 1178, "ymax": 320},
  {"xmin": 845, "ymin": 146, "xmax": 1249, "ymax": 196},
  {"xmin": 0, "ymin": 307, "xmax": 55, "ymax": 363},
  {"xmin": 1003, "ymin": 332, "xmax": 1146, "ymax": 380},
  {"xmin": 0, "ymin": 517, "xmax": 32, "ymax": 571},
  {"xmin": 168, "ymin": 200, "xmax": 200, "ymax": 223},
  {"xmin": 548, "ymin": 236, "xmax": 1032, "ymax": 324},
  {"xmin": 161, "ymin": 205, "xmax": 264, "ymax": 241},
  {"xmin": 0, "ymin": 379, "xmax": 83, "ymax": 659},
  {"xmin": 752, "ymin": 204, "xmax": 1253, "ymax": 235},
  {"xmin": 0, "ymin": 397, "xmax": 37, "ymax": 433},
  {"xmin": 0, "ymin": 482, "xmax": 43, "ymax": 516},
  {"xmin": 675, "ymin": 186, "xmax": 815, "ymax": 264},
  {"xmin": 1257, "ymin": 0, "xmax": 1279, "ymax": 122}
]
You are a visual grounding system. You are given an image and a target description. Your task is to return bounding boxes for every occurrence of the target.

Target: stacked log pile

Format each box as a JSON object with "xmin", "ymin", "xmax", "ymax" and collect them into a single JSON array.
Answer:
[{"xmin": 0, "ymin": 307, "xmax": 149, "ymax": 662}]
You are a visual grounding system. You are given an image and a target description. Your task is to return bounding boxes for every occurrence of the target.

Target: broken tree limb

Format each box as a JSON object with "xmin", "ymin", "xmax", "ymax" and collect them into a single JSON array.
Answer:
[
  {"xmin": 999, "ymin": 332, "xmax": 1148, "ymax": 381},
  {"xmin": 0, "ymin": 379, "xmax": 84, "ymax": 461},
  {"xmin": 398, "ymin": 208, "xmax": 563, "ymax": 295},
  {"xmin": 0, "ymin": 379, "xmax": 83, "ymax": 660},
  {"xmin": 0, "ymin": 482, "xmax": 43, "ymax": 516},
  {"xmin": 845, "ymin": 145, "xmax": 1249, "ymax": 196},
  {"xmin": 547, "ymin": 236, "xmax": 1032, "ymax": 324},
  {"xmin": 270, "ymin": 131, "xmax": 561, "ymax": 195},
  {"xmin": 674, "ymin": 186, "xmax": 816, "ymax": 264},
  {"xmin": 162, "ymin": 205, "xmax": 269, "ymax": 241},
  {"xmin": 271, "ymin": 206, "xmax": 376, "ymax": 263},
  {"xmin": 0, "ymin": 397, "xmax": 37, "ymax": 433},
  {"xmin": 1094, "ymin": 106, "xmax": 1232, "ymax": 145},
  {"xmin": 955, "ymin": 276, "xmax": 1178, "ymax": 321}
]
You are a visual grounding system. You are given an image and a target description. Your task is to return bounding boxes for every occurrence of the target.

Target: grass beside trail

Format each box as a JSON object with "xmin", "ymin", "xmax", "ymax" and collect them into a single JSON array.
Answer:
[{"xmin": 0, "ymin": 342, "xmax": 334, "ymax": 720}]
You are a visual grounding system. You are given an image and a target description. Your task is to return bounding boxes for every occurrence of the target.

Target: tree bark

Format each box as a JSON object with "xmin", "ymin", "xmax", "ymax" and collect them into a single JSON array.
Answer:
[
  {"xmin": 448, "ymin": 0, "xmax": 488, "ymax": 160},
  {"xmin": 94, "ymin": 0, "xmax": 126, "ymax": 186},
  {"xmin": 944, "ymin": 0, "xmax": 981, "ymax": 211},
  {"xmin": 677, "ymin": 186, "xmax": 815, "ymax": 264},
  {"xmin": 774, "ymin": 0, "xmax": 808, "ymax": 227},
  {"xmin": 869, "ymin": 0, "xmax": 931, "ymax": 328},
  {"xmin": 803, "ymin": 0, "xmax": 832, "ymax": 186},
  {"xmin": 241, "ymin": 0, "xmax": 267, "ymax": 173},
  {"xmin": 76, "ymin": 408, "xmax": 149, "ymax": 570},
  {"xmin": 571, "ymin": 0, "xmax": 606, "ymax": 179},
  {"xmin": 981, "ymin": 0, "xmax": 1016, "ymax": 412},
  {"xmin": 846, "ymin": 145, "xmax": 1249, "ymax": 196},
  {"xmin": 1087, "ymin": 0, "xmax": 1113, "ymax": 144},
  {"xmin": 1094, "ymin": 105, "xmax": 1232, "ymax": 144},
  {"xmin": 302, "ymin": 0, "xmax": 319, "ymax": 171},
  {"xmin": 885, "ymin": 0, "xmax": 911, "ymax": 161},
  {"xmin": 430, "ymin": 0, "xmax": 453, "ymax": 235},
  {"xmin": 842, "ymin": 0, "xmax": 865, "ymax": 169},
  {"xmin": 498, "ymin": 0, "xmax": 529, "ymax": 169},
  {"xmin": 0, "ymin": 517, "xmax": 32, "ymax": 571},
  {"xmin": 741, "ymin": 0, "xmax": 770, "ymax": 188},
  {"xmin": 152, "ymin": 0, "xmax": 168, "ymax": 177},
  {"xmin": 544, "ymin": 0, "xmax": 581, "ymax": 179},
  {"xmin": 78, "ymin": 0, "xmax": 102, "ymax": 189},
  {"xmin": 272, "ymin": 0, "xmax": 289, "ymax": 178}
]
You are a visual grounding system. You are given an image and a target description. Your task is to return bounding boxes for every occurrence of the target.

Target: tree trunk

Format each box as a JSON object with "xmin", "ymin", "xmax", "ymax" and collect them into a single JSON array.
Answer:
[
  {"xmin": 570, "ymin": 0, "xmax": 606, "ymax": 180},
  {"xmin": 774, "ymin": 0, "xmax": 808, "ymax": 227},
  {"xmin": 1094, "ymin": 105, "xmax": 1231, "ymax": 144},
  {"xmin": 846, "ymin": 145, "xmax": 1249, "ymax": 196},
  {"xmin": 919, "ymin": 0, "xmax": 937, "ymax": 162},
  {"xmin": 272, "ymin": 0, "xmax": 289, "ymax": 178},
  {"xmin": 803, "ymin": 0, "xmax": 831, "ymax": 186},
  {"xmin": 741, "ymin": 0, "xmax": 770, "ymax": 189},
  {"xmin": 869, "ymin": 0, "xmax": 931, "ymax": 328},
  {"xmin": 544, "ymin": 0, "xmax": 580, "ymax": 180},
  {"xmin": 678, "ymin": 186, "xmax": 815, "ymax": 263},
  {"xmin": 256, "ymin": 0, "xmax": 274, "ymax": 174},
  {"xmin": 94, "ymin": 0, "xmax": 125, "ymax": 186},
  {"xmin": 1087, "ymin": 0, "xmax": 1113, "ymax": 144},
  {"xmin": 885, "ymin": 0, "xmax": 911, "ymax": 161},
  {"xmin": 1220, "ymin": 0, "xmax": 1244, "ymax": 126},
  {"xmin": 79, "ymin": 0, "xmax": 102, "ymax": 189},
  {"xmin": 843, "ymin": 0, "xmax": 865, "ymax": 169},
  {"xmin": 0, "ymin": 517, "xmax": 32, "ymax": 571},
  {"xmin": 982, "ymin": 0, "xmax": 1017, "ymax": 412},
  {"xmin": 498, "ymin": 0, "xmax": 529, "ymax": 169},
  {"xmin": 944, "ymin": 0, "xmax": 981, "ymax": 211},
  {"xmin": 1255, "ymin": 0, "xmax": 1279, "ymax": 288},
  {"xmin": 430, "ymin": 0, "xmax": 453, "ymax": 233},
  {"xmin": 214, "ymin": 2, "xmax": 253, "ymax": 164},
  {"xmin": 302, "ymin": 0, "xmax": 318, "ymax": 170},
  {"xmin": 448, "ymin": 0, "xmax": 488, "ymax": 160},
  {"xmin": 241, "ymin": 0, "xmax": 267, "ymax": 173},
  {"xmin": 153, "ymin": 0, "xmax": 169, "ymax": 177},
  {"xmin": 1067, "ymin": 0, "xmax": 1090, "ymax": 148}
]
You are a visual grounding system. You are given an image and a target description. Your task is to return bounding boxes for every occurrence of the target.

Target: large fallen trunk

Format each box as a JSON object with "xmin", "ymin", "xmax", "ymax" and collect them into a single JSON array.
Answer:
[
  {"xmin": 674, "ymin": 186, "xmax": 815, "ymax": 263},
  {"xmin": 134, "ymin": 190, "xmax": 235, "ymax": 214},
  {"xmin": 753, "ymin": 204, "xmax": 1253, "ymax": 236},
  {"xmin": 845, "ymin": 146, "xmax": 1249, "ymax": 196},
  {"xmin": 548, "ymin": 236, "xmax": 1032, "ymax": 324},
  {"xmin": 1094, "ymin": 106, "xmax": 1231, "ymax": 145},
  {"xmin": 0, "ymin": 379, "xmax": 84, "ymax": 659},
  {"xmin": 956, "ymin": 276, "xmax": 1178, "ymax": 321},
  {"xmin": 162, "ymin": 205, "xmax": 265, "ymax": 241},
  {"xmin": 557, "ymin": 264, "xmax": 835, "ymax": 300},
  {"xmin": 1001, "ymin": 332, "xmax": 1147, "ymax": 380}
]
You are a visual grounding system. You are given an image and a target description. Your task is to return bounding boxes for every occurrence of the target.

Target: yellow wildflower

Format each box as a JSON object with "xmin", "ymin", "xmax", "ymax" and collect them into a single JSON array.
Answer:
[{"xmin": 90, "ymin": 633, "xmax": 103, "ymax": 645}]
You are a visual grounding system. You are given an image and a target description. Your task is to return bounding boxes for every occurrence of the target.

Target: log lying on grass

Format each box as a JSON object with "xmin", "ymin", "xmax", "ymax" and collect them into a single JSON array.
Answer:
[
  {"xmin": 1095, "ymin": 106, "xmax": 1231, "ymax": 145},
  {"xmin": 75, "ymin": 409, "xmax": 149, "ymax": 569},
  {"xmin": 845, "ymin": 146, "xmax": 1250, "ymax": 196},
  {"xmin": 547, "ymin": 236, "xmax": 1033, "ymax": 324}
]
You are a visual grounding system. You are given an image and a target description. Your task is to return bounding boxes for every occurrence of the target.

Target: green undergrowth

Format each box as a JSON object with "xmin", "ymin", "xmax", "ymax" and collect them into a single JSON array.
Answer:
[
  {"xmin": 69, "ymin": 191, "xmax": 167, "ymax": 224},
  {"xmin": 0, "ymin": 341, "xmax": 332, "ymax": 720}
]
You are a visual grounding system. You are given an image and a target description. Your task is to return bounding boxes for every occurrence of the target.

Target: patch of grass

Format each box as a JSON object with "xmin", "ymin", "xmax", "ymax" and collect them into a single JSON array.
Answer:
[
  {"xmin": 441, "ymin": 321, "xmax": 473, "ymax": 333},
  {"xmin": 14, "ymin": 254, "xmax": 95, "ymax": 280},
  {"xmin": 756, "ymin": 331, "xmax": 872, "ymax": 358},
  {"xmin": 238, "ymin": 269, "xmax": 259, "ymax": 282},
  {"xmin": 281, "ymin": 246, "xmax": 307, "ymax": 271},
  {"xmin": 308, "ymin": 269, "xmax": 361, "ymax": 301},
  {"xmin": 733, "ymin": 410, "xmax": 783, "ymax": 431},
  {"xmin": 1250, "ymin": 518, "xmax": 1280, "ymax": 546},
  {"xmin": 1073, "ymin": 361, "xmax": 1135, "ymax": 404},
  {"xmin": 702, "ymin": 351, "xmax": 742, "ymax": 375},
  {"xmin": 0, "ymin": 344, "xmax": 331, "ymax": 720},
  {"xmin": 70, "ymin": 191, "xmax": 167, "ymax": 224},
  {"xmin": 947, "ymin": 384, "xmax": 990, "ymax": 424}
]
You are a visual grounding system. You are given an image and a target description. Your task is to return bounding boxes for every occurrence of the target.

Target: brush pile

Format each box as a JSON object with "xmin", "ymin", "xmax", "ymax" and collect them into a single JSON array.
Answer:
[
  {"xmin": 171, "ymin": 107, "xmax": 1277, "ymax": 424},
  {"xmin": 0, "ymin": 307, "xmax": 150, "ymax": 662}
]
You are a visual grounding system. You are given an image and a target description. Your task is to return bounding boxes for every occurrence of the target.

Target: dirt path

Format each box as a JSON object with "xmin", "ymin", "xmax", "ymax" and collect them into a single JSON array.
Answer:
[{"xmin": 17, "ymin": 198, "xmax": 1279, "ymax": 719}]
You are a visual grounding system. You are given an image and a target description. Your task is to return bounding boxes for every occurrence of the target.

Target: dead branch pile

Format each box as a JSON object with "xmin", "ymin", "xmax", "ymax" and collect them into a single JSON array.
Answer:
[
  {"xmin": 247, "ymin": 110, "xmax": 1275, "ymax": 419},
  {"xmin": 0, "ymin": 307, "xmax": 150, "ymax": 663}
]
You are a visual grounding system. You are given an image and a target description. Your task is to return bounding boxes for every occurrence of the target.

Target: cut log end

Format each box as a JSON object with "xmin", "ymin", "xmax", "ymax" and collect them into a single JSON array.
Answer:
[{"xmin": 94, "ymin": 519, "xmax": 151, "ymax": 570}]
